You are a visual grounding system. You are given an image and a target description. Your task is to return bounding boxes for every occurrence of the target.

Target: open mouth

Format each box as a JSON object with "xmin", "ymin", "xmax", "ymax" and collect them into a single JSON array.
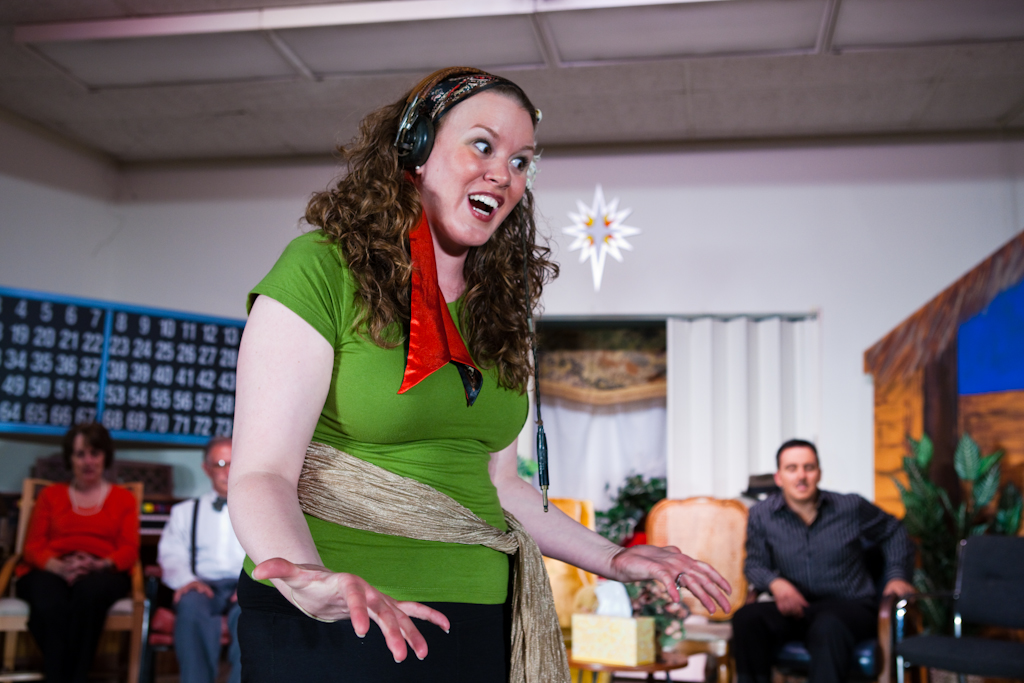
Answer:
[{"xmin": 469, "ymin": 193, "xmax": 500, "ymax": 218}]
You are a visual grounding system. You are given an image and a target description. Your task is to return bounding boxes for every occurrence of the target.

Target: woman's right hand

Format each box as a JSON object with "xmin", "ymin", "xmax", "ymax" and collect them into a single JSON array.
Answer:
[{"xmin": 252, "ymin": 557, "xmax": 451, "ymax": 663}]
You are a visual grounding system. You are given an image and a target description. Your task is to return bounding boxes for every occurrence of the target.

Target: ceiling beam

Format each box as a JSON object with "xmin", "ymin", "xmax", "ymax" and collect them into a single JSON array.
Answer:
[
  {"xmin": 997, "ymin": 90, "xmax": 1024, "ymax": 127},
  {"xmin": 263, "ymin": 30, "xmax": 318, "ymax": 81},
  {"xmin": 815, "ymin": 0, "xmax": 841, "ymax": 54},
  {"xmin": 530, "ymin": 14, "xmax": 564, "ymax": 69},
  {"xmin": 13, "ymin": 0, "xmax": 733, "ymax": 44}
]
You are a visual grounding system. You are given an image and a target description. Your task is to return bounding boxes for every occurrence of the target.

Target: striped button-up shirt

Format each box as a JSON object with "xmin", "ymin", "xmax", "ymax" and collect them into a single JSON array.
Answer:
[{"xmin": 744, "ymin": 490, "xmax": 914, "ymax": 603}]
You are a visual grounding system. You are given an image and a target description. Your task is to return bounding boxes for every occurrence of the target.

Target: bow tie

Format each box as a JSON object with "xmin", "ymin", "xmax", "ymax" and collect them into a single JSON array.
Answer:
[{"xmin": 212, "ymin": 496, "xmax": 227, "ymax": 512}]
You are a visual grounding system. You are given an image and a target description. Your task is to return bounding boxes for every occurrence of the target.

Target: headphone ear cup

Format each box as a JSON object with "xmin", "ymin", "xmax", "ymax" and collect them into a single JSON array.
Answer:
[{"xmin": 402, "ymin": 115, "xmax": 434, "ymax": 169}]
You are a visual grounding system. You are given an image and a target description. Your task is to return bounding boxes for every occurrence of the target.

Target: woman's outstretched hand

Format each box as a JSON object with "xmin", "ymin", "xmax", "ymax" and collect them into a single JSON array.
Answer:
[
  {"xmin": 252, "ymin": 558, "xmax": 451, "ymax": 662},
  {"xmin": 607, "ymin": 545, "xmax": 733, "ymax": 615}
]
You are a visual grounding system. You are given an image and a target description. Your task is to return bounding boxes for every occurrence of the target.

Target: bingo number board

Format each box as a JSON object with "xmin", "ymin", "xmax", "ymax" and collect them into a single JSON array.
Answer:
[{"xmin": 0, "ymin": 286, "xmax": 244, "ymax": 446}]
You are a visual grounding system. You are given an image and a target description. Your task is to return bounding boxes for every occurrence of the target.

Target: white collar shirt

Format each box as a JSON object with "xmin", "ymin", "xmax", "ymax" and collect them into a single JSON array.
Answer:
[{"xmin": 157, "ymin": 489, "xmax": 246, "ymax": 590}]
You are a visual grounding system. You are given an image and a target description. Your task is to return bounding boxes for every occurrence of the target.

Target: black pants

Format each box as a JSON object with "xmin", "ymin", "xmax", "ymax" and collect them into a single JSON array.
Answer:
[
  {"xmin": 236, "ymin": 571, "xmax": 510, "ymax": 682},
  {"xmin": 732, "ymin": 598, "xmax": 877, "ymax": 683},
  {"xmin": 16, "ymin": 569, "xmax": 131, "ymax": 683}
]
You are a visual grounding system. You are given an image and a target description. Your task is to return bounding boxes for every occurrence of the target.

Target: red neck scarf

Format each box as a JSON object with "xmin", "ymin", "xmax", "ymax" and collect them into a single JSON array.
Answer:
[{"xmin": 398, "ymin": 212, "xmax": 482, "ymax": 406}]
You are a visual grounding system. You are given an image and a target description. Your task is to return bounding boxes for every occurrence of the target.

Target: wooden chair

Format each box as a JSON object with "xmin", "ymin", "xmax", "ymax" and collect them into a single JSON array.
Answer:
[
  {"xmin": 647, "ymin": 497, "xmax": 750, "ymax": 683},
  {"xmin": 543, "ymin": 498, "xmax": 602, "ymax": 683},
  {"xmin": 544, "ymin": 498, "xmax": 600, "ymax": 640},
  {"xmin": 0, "ymin": 479, "xmax": 146, "ymax": 683}
]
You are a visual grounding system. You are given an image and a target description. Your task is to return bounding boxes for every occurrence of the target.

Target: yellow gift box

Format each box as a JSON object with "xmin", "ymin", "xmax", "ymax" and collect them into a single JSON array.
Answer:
[{"xmin": 571, "ymin": 613, "xmax": 656, "ymax": 666}]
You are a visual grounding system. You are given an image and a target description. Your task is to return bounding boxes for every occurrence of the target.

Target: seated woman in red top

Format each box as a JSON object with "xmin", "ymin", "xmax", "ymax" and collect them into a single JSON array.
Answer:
[{"xmin": 16, "ymin": 422, "xmax": 139, "ymax": 683}]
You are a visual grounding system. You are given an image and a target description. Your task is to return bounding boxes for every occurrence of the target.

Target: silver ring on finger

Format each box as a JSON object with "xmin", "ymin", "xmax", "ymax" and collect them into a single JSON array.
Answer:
[{"xmin": 675, "ymin": 572, "xmax": 686, "ymax": 593}]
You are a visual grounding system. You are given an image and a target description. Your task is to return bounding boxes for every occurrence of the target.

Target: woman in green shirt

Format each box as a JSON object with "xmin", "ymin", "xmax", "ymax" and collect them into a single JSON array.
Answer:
[{"xmin": 229, "ymin": 67, "xmax": 732, "ymax": 682}]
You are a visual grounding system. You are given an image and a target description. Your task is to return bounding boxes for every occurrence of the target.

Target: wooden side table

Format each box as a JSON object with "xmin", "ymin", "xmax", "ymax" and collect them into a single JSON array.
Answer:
[{"xmin": 567, "ymin": 650, "xmax": 689, "ymax": 683}]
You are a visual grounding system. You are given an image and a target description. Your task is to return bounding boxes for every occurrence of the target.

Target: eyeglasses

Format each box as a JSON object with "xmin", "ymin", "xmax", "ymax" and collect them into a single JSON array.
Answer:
[{"xmin": 207, "ymin": 459, "xmax": 230, "ymax": 469}]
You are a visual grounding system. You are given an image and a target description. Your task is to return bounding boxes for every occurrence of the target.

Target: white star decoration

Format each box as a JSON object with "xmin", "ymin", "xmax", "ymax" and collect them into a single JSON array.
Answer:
[{"xmin": 562, "ymin": 185, "xmax": 641, "ymax": 292}]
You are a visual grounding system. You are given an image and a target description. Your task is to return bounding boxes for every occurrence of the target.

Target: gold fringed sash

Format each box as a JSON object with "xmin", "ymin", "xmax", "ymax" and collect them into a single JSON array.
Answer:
[{"xmin": 296, "ymin": 442, "xmax": 570, "ymax": 683}]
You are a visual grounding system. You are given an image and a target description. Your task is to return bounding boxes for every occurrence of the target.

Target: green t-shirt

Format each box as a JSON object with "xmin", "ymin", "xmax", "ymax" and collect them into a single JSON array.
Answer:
[{"xmin": 245, "ymin": 230, "xmax": 527, "ymax": 603}]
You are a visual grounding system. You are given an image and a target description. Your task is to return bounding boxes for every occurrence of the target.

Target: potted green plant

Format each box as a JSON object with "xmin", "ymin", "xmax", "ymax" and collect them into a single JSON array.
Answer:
[
  {"xmin": 595, "ymin": 473, "xmax": 666, "ymax": 545},
  {"xmin": 896, "ymin": 433, "xmax": 1022, "ymax": 633},
  {"xmin": 596, "ymin": 473, "xmax": 686, "ymax": 655}
]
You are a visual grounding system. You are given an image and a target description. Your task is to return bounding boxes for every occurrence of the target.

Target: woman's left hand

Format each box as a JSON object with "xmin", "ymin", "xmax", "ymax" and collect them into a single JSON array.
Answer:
[
  {"xmin": 607, "ymin": 544, "xmax": 733, "ymax": 615},
  {"xmin": 488, "ymin": 442, "xmax": 733, "ymax": 615}
]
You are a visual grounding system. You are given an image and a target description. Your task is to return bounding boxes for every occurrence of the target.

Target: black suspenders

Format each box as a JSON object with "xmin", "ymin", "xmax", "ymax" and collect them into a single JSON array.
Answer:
[{"xmin": 190, "ymin": 497, "xmax": 200, "ymax": 576}]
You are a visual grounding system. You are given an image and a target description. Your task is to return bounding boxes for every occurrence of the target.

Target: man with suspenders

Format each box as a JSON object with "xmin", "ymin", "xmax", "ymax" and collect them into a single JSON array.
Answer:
[{"xmin": 158, "ymin": 437, "xmax": 245, "ymax": 683}]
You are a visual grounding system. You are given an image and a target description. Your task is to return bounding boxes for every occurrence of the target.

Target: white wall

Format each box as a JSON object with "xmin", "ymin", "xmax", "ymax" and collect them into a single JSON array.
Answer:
[
  {"xmin": 535, "ymin": 141, "xmax": 1023, "ymax": 496},
  {"xmin": 2, "ymin": 113, "xmax": 1022, "ymax": 498}
]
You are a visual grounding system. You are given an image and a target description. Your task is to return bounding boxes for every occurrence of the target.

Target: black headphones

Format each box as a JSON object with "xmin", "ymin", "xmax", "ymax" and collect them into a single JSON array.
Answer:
[{"xmin": 394, "ymin": 67, "xmax": 487, "ymax": 169}]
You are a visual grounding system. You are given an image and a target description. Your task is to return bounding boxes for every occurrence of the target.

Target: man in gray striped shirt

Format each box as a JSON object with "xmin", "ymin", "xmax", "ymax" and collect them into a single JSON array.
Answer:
[{"xmin": 732, "ymin": 439, "xmax": 915, "ymax": 683}]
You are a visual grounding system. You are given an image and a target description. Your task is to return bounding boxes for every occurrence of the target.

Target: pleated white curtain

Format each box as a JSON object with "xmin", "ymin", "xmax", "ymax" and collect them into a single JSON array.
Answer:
[
  {"xmin": 531, "ymin": 395, "xmax": 667, "ymax": 507},
  {"xmin": 517, "ymin": 314, "xmax": 820, "ymax": 507},
  {"xmin": 666, "ymin": 315, "xmax": 821, "ymax": 499}
]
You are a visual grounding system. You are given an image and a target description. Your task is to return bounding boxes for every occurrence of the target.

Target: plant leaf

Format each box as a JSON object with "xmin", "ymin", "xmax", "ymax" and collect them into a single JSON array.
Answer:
[
  {"xmin": 977, "ymin": 451, "xmax": 1004, "ymax": 478},
  {"xmin": 903, "ymin": 457, "xmax": 932, "ymax": 496},
  {"xmin": 973, "ymin": 463, "xmax": 1001, "ymax": 509},
  {"xmin": 907, "ymin": 434, "xmax": 920, "ymax": 456},
  {"xmin": 595, "ymin": 472, "xmax": 666, "ymax": 543},
  {"xmin": 893, "ymin": 477, "xmax": 916, "ymax": 515},
  {"xmin": 915, "ymin": 433, "xmax": 934, "ymax": 470},
  {"xmin": 913, "ymin": 569, "xmax": 948, "ymax": 633},
  {"xmin": 913, "ymin": 568, "xmax": 933, "ymax": 594},
  {"xmin": 517, "ymin": 455, "xmax": 538, "ymax": 480},
  {"xmin": 1005, "ymin": 504, "xmax": 1021, "ymax": 536},
  {"xmin": 995, "ymin": 483, "xmax": 1023, "ymax": 535},
  {"xmin": 937, "ymin": 486, "xmax": 955, "ymax": 519},
  {"xmin": 995, "ymin": 509, "xmax": 1013, "ymax": 536},
  {"xmin": 998, "ymin": 482, "xmax": 1021, "ymax": 507},
  {"xmin": 893, "ymin": 476, "xmax": 908, "ymax": 498},
  {"xmin": 954, "ymin": 434, "xmax": 981, "ymax": 481}
]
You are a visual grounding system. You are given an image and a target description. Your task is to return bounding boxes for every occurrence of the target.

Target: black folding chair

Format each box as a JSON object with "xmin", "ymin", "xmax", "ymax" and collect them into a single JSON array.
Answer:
[{"xmin": 894, "ymin": 536, "xmax": 1024, "ymax": 683}]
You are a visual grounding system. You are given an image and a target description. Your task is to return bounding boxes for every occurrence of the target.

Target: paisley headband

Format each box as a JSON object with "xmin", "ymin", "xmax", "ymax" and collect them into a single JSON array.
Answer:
[{"xmin": 422, "ymin": 71, "xmax": 541, "ymax": 128}]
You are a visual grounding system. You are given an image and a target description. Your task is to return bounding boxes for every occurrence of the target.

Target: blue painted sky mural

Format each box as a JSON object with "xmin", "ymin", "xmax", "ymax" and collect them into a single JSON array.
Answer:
[{"xmin": 959, "ymin": 278, "xmax": 1024, "ymax": 395}]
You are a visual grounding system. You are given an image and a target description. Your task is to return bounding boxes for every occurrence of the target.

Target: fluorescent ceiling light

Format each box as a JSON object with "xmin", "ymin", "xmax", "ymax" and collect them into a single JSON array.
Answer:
[
  {"xmin": 14, "ymin": 0, "xmax": 733, "ymax": 43},
  {"xmin": 548, "ymin": 0, "xmax": 824, "ymax": 62},
  {"xmin": 34, "ymin": 33, "xmax": 296, "ymax": 87},
  {"xmin": 834, "ymin": 0, "xmax": 1024, "ymax": 48},
  {"xmin": 278, "ymin": 16, "xmax": 544, "ymax": 74}
]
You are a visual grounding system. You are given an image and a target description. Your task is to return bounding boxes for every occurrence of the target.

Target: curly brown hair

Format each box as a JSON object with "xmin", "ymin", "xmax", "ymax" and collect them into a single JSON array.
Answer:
[{"xmin": 304, "ymin": 81, "xmax": 558, "ymax": 393}]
